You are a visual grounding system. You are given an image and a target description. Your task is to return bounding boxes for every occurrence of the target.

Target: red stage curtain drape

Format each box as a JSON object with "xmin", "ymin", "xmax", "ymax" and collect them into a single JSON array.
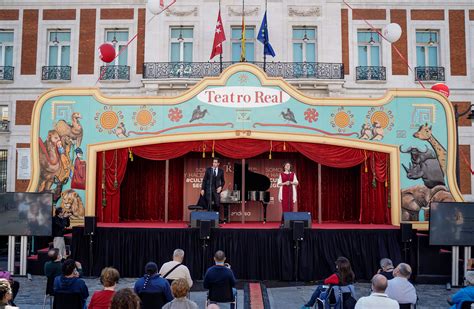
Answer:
[
  {"xmin": 168, "ymin": 157, "xmax": 184, "ymax": 221},
  {"xmin": 294, "ymin": 154, "xmax": 319, "ymax": 219},
  {"xmin": 96, "ymin": 140, "xmax": 390, "ymax": 224}
]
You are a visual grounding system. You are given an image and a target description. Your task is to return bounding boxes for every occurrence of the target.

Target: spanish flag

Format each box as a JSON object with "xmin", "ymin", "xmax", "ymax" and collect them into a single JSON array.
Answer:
[{"xmin": 240, "ymin": 0, "xmax": 246, "ymax": 61}]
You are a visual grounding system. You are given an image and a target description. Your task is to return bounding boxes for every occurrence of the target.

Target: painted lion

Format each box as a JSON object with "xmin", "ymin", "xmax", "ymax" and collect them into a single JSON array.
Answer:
[{"xmin": 60, "ymin": 189, "xmax": 85, "ymax": 219}]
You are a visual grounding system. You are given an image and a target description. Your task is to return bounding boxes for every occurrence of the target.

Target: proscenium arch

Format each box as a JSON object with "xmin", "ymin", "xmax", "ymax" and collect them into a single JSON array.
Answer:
[{"xmin": 27, "ymin": 63, "xmax": 463, "ymax": 229}]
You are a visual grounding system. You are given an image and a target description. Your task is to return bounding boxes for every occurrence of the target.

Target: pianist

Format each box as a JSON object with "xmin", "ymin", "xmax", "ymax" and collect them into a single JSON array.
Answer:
[
  {"xmin": 277, "ymin": 162, "xmax": 299, "ymax": 213},
  {"xmin": 201, "ymin": 158, "xmax": 225, "ymax": 211}
]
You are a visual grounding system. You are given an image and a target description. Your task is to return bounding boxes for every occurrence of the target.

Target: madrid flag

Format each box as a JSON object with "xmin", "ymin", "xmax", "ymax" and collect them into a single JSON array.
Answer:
[{"xmin": 210, "ymin": 10, "xmax": 226, "ymax": 60}]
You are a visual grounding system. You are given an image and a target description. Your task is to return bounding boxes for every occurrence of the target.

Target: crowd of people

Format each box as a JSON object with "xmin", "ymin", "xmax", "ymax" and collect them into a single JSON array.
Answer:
[
  {"xmin": 0, "ymin": 245, "xmax": 471, "ymax": 309},
  {"xmin": 42, "ymin": 247, "xmax": 236, "ymax": 309}
]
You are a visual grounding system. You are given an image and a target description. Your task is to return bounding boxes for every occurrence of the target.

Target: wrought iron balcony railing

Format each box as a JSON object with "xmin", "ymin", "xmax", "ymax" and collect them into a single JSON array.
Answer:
[
  {"xmin": 0, "ymin": 66, "xmax": 14, "ymax": 81},
  {"xmin": 356, "ymin": 66, "xmax": 386, "ymax": 81},
  {"xmin": 415, "ymin": 66, "xmax": 445, "ymax": 81},
  {"xmin": 0, "ymin": 120, "xmax": 10, "ymax": 132},
  {"xmin": 42, "ymin": 66, "xmax": 71, "ymax": 81},
  {"xmin": 100, "ymin": 65, "xmax": 130, "ymax": 81},
  {"xmin": 143, "ymin": 62, "xmax": 344, "ymax": 80}
]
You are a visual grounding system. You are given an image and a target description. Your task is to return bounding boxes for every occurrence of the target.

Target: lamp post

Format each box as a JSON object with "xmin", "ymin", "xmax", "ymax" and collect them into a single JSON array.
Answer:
[{"xmin": 453, "ymin": 103, "xmax": 474, "ymax": 185}]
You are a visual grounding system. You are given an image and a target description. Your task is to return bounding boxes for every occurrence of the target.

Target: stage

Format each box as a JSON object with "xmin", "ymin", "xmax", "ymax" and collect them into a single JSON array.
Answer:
[{"xmin": 71, "ymin": 222, "xmax": 402, "ymax": 281}]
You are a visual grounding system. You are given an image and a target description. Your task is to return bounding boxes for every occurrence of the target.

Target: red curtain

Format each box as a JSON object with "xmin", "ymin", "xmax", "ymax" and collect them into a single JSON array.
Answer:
[
  {"xmin": 95, "ymin": 149, "xmax": 128, "ymax": 223},
  {"xmin": 96, "ymin": 139, "xmax": 390, "ymax": 224},
  {"xmin": 294, "ymin": 154, "xmax": 319, "ymax": 220}
]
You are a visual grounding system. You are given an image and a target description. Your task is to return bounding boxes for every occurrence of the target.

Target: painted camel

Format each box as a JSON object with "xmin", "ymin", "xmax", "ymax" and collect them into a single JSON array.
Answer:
[
  {"xmin": 55, "ymin": 112, "xmax": 83, "ymax": 147},
  {"xmin": 413, "ymin": 123, "xmax": 447, "ymax": 175},
  {"xmin": 38, "ymin": 130, "xmax": 61, "ymax": 192}
]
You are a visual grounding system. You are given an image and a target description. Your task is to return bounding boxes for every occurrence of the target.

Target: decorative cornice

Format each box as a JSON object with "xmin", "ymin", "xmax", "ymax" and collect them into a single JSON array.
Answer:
[
  {"xmin": 165, "ymin": 6, "xmax": 198, "ymax": 17},
  {"xmin": 288, "ymin": 6, "xmax": 321, "ymax": 17},
  {"xmin": 227, "ymin": 6, "xmax": 259, "ymax": 17}
]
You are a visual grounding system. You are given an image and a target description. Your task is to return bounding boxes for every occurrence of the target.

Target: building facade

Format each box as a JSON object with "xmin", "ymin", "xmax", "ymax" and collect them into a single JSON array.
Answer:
[{"xmin": 0, "ymin": 0, "xmax": 473, "ymax": 200}]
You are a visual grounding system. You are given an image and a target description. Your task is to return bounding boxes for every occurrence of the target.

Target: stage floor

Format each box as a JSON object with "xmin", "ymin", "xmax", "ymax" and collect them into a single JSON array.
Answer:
[{"xmin": 97, "ymin": 221, "xmax": 399, "ymax": 230}]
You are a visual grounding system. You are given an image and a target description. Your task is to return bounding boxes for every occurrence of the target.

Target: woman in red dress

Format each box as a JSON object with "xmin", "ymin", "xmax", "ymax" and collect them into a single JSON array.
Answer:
[{"xmin": 277, "ymin": 162, "xmax": 299, "ymax": 213}]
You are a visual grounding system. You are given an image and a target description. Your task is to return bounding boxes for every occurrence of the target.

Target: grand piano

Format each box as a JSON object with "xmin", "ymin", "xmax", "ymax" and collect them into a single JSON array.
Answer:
[{"xmin": 221, "ymin": 163, "xmax": 271, "ymax": 223}]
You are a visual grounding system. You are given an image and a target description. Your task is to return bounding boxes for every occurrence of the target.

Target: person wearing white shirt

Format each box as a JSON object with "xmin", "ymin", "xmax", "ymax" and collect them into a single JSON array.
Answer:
[
  {"xmin": 385, "ymin": 263, "xmax": 417, "ymax": 305},
  {"xmin": 355, "ymin": 274, "xmax": 399, "ymax": 309},
  {"xmin": 159, "ymin": 249, "xmax": 193, "ymax": 288}
]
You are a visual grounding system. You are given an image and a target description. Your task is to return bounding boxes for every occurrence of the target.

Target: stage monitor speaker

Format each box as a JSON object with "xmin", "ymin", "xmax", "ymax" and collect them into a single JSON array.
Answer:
[
  {"xmin": 282, "ymin": 212, "xmax": 312, "ymax": 229},
  {"xmin": 401, "ymin": 223, "xmax": 413, "ymax": 242},
  {"xmin": 292, "ymin": 221, "xmax": 305, "ymax": 241},
  {"xmin": 199, "ymin": 220, "xmax": 212, "ymax": 239},
  {"xmin": 84, "ymin": 216, "xmax": 97, "ymax": 236},
  {"xmin": 190, "ymin": 211, "xmax": 219, "ymax": 228}
]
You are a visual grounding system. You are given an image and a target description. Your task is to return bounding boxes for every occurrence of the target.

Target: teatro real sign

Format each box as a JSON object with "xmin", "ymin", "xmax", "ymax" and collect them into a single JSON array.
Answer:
[{"xmin": 197, "ymin": 86, "xmax": 290, "ymax": 108}]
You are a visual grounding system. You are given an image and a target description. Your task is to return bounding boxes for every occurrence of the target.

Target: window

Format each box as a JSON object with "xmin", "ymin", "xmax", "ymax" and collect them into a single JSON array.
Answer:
[
  {"xmin": 106, "ymin": 29, "xmax": 129, "ymax": 65},
  {"xmin": 0, "ymin": 150, "xmax": 6, "ymax": 193},
  {"xmin": 357, "ymin": 30, "xmax": 381, "ymax": 66},
  {"xmin": 416, "ymin": 30, "xmax": 439, "ymax": 67},
  {"xmin": 170, "ymin": 27, "xmax": 193, "ymax": 62},
  {"xmin": 47, "ymin": 30, "xmax": 71, "ymax": 66},
  {"xmin": 231, "ymin": 26, "xmax": 255, "ymax": 62},
  {"xmin": 1, "ymin": 106, "xmax": 8, "ymax": 121},
  {"xmin": 0, "ymin": 31, "xmax": 13, "ymax": 67},
  {"xmin": 292, "ymin": 27, "xmax": 316, "ymax": 62}
]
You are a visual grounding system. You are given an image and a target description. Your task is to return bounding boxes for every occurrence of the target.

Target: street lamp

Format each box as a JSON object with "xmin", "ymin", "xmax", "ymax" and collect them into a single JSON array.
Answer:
[{"xmin": 453, "ymin": 104, "xmax": 474, "ymax": 185}]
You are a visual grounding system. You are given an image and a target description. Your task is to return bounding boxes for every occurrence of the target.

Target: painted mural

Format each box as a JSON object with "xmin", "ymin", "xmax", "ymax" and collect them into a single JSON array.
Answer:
[{"xmin": 28, "ymin": 64, "xmax": 462, "ymax": 227}]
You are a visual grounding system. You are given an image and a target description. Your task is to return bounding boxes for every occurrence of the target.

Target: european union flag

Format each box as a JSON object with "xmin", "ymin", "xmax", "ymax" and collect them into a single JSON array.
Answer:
[{"xmin": 257, "ymin": 12, "xmax": 276, "ymax": 57}]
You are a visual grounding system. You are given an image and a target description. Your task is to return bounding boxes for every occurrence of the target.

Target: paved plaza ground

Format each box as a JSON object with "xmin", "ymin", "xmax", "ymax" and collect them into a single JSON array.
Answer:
[{"xmin": 12, "ymin": 276, "xmax": 455, "ymax": 308}]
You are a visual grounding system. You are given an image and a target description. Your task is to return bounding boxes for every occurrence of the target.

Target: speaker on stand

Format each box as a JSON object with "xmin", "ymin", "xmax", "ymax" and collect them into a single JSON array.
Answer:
[
  {"xmin": 401, "ymin": 223, "xmax": 413, "ymax": 263},
  {"xmin": 84, "ymin": 216, "xmax": 97, "ymax": 277}
]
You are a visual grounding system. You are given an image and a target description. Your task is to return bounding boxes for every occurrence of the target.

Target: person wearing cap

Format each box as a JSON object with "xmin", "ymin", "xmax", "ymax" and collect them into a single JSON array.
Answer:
[
  {"xmin": 448, "ymin": 270, "xmax": 474, "ymax": 309},
  {"xmin": 134, "ymin": 262, "xmax": 173, "ymax": 304}
]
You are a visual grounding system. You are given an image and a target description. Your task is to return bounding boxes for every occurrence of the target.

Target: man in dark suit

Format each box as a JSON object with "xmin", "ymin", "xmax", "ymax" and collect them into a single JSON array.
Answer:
[{"xmin": 201, "ymin": 158, "xmax": 225, "ymax": 211}]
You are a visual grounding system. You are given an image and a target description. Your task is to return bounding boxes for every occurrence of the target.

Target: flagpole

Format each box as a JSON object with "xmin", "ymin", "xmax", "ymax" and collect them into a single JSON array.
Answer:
[
  {"xmin": 263, "ymin": 0, "xmax": 267, "ymax": 72},
  {"xmin": 219, "ymin": 0, "xmax": 223, "ymax": 73},
  {"xmin": 240, "ymin": 0, "xmax": 245, "ymax": 62}
]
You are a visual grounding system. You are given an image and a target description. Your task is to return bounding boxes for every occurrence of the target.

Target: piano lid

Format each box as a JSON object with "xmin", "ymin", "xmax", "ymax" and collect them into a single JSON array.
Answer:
[{"xmin": 233, "ymin": 163, "xmax": 271, "ymax": 193}]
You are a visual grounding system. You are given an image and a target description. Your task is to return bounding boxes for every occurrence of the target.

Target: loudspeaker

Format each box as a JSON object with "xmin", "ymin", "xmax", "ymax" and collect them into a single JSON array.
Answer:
[
  {"xmin": 199, "ymin": 220, "xmax": 211, "ymax": 239},
  {"xmin": 282, "ymin": 212, "xmax": 312, "ymax": 229},
  {"xmin": 84, "ymin": 216, "xmax": 97, "ymax": 236},
  {"xmin": 401, "ymin": 223, "xmax": 413, "ymax": 242},
  {"xmin": 292, "ymin": 221, "xmax": 305, "ymax": 241},
  {"xmin": 190, "ymin": 211, "xmax": 219, "ymax": 228}
]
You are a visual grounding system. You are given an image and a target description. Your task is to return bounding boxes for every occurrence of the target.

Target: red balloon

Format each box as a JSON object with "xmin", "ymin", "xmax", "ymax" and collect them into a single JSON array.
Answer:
[
  {"xmin": 431, "ymin": 83, "xmax": 450, "ymax": 98},
  {"xmin": 98, "ymin": 43, "xmax": 116, "ymax": 63}
]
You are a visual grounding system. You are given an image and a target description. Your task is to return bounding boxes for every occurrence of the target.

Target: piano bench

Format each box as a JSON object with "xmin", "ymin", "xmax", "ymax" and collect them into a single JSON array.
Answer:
[{"xmin": 188, "ymin": 205, "xmax": 205, "ymax": 211}]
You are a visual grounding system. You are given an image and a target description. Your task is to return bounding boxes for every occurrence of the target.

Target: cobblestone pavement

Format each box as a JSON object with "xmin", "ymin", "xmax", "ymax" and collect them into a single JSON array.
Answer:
[{"xmin": 13, "ymin": 276, "xmax": 455, "ymax": 308}]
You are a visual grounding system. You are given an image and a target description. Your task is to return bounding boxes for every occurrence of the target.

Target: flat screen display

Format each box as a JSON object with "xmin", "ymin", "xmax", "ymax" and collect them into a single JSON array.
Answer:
[
  {"xmin": 0, "ymin": 192, "xmax": 52, "ymax": 236},
  {"xmin": 429, "ymin": 202, "xmax": 474, "ymax": 246}
]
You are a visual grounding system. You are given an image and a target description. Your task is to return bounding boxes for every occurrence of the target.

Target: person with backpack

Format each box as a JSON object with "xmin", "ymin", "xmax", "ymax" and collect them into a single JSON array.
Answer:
[
  {"xmin": 300, "ymin": 256, "xmax": 356, "ymax": 309},
  {"xmin": 159, "ymin": 249, "xmax": 193, "ymax": 288}
]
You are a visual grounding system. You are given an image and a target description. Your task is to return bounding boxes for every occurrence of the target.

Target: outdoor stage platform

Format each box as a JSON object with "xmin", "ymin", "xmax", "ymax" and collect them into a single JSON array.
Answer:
[{"xmin": 71, "ymin": 222, "xmax": 402, "ymax": 281}]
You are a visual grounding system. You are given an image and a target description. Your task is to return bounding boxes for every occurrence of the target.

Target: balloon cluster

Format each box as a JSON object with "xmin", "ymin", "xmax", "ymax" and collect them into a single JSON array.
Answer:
[
  {"xmin": 431, "ymin": 83, "xmax": 450, "ymax": 98},
  {"xmin": 382, "ymin": 23, "xmax": 402, "ymax": 43},
  {"xmin": 98, "ymin": 43, "xmax": 116, "ymax": 63}
]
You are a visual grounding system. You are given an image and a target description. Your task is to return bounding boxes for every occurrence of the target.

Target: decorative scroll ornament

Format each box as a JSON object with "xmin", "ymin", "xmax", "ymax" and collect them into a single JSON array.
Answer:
[
  {"xmin": 288, "ymin": 6, "xmax": 321, "ymax": 17},
  {"xmin": 228, "ymin": 6, "xmax": 259, "ymax": 17},
  {"xmin": 165, "ymin": 6, "xmax": 198, "ymax": 17}
]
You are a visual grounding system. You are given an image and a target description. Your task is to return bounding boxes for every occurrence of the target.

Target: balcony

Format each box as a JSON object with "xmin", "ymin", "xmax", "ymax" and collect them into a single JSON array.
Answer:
[
  {"xmin": 415, "ymin": 66, "xmax": 445, "ymax": 82},
  {"xmin": 356, "ymin": 66, "xmax": 386, "ymax": 81},
  {"xmin": 143, "ymin": 62, "xmax": 344, "ymax": 80},
  {"xmin": 41, "ymin": 66, "xmax": 71, "ymax": 81},
  {"xmin": 99, "ymin": 65, "xmax": 130, "ymax": 81},
  {"xmin": 0, "ymin": 66, "xmax": 14, "ymax": 81},
  {"xmin": 0, "ymin": 120, "xmax": 9, "ymax": 133}
]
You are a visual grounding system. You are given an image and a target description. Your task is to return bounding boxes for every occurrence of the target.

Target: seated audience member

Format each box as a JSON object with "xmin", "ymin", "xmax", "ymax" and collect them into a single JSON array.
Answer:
[
  {"xmin": 385, "ymin": 263, "xmax": 417, "ymax": 305},
  {"xmin": 355, "ymin": 274, "xmax": 399, "ymax": 309},
  {"xmin": 447, "ymin": 270, "xmax": 474, "ymax": 309},
  {"xmin": 203, "ymin": 250, "xmax": 237, "ymax": 307},
  {"xmin": 134, "ymin": 262, "xmax": 173, "ymax": 303},
  {"xmin": 377, "ymin": 258, "xmax": 395, "ymax": 280},
  {"xmin": 53, "ymin": 259, "xmax": 89, "ymax": 304},
  {"xmin": 162, "ymin": 278, "xmax": 198, "ymax": 309},
  {"xmin": 159, "ymin": 249, "xmax": 193, "ymax": 288},
  {"xmin": 0, "ymin": 270, "xmax": 19, "ymax": 306},
  {"xmin": 44, "ymin": 248, "xmax": 62, "ymax": 279},
  {"xmin": 89, "ymin": 267, "xmax": 120, "ymax": 309},
  {"xmin": 0, "ymin": 279, "xmax": 18, "ymax": 309},
  {"xmin": 301, "ymin": 256, "xmax": 355, "ymax": 309},
  {"xmin": 110, "ymin": 288, "xmax": 141, "ymax": 309}
]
